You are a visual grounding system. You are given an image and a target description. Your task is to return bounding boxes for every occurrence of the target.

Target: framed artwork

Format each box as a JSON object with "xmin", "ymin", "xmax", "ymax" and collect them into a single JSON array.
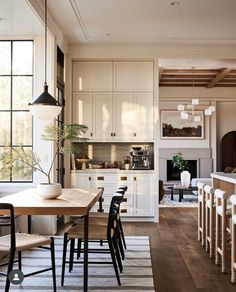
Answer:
[{"xmin": 161, "ymin": 110, "xmax": 204, "ymax": 139}]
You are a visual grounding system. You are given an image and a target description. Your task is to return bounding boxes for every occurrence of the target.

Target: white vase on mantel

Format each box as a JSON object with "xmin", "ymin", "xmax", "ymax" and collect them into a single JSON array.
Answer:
[
  {"xmin": 37, "ymin": 183, "xmax": 62, "ymax": 199},
  {"xmin": 180, "ymin": 171, "xmax": 191, "ymax": 187}
]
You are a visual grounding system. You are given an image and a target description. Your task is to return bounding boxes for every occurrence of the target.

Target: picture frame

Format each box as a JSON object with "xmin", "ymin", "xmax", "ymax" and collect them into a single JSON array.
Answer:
[{"xmin": 161, "ymin": 110, "xmax": 204, "ymax": 139}]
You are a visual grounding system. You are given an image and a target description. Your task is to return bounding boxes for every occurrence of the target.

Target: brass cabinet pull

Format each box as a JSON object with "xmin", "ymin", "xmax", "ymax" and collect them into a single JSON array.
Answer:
[
  {"xmin": 89, "ymin": 177, "xmax": 91, "ymax": 181},
  {"xmin": 121, "ymin": 209, "xmax": 127, "ymax": 213},
  {"xmin": 113, "ymin": 132, "xmax": 116, "ymax": 137},
  {"xmin": 90, "ymin": 133, "xmax": 93, "ymax": 137},
  {"xmin": 120, "ymin": 176, "xmax": 127, "ymax": 181},
  {"xmin": 134, "ymin": 133, "xmax": 136, "ymax": 137},
  {"xmin": 111, "ymin": 133, "xmax": 113, "ymax": 137},
  {"xmin": 97, "ymin": 176, "xmax": 104, "ymax": 180},
  {"xmin": 134, "ymin": 177, "xmax": 136, "ymax": 181},
  {"xmin": 122, "ymin": 198, "xmax": 127, "ymax": 202}
]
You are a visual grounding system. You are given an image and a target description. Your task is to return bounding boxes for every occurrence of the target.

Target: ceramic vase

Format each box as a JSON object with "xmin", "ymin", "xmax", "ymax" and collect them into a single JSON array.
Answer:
[
  {"xmin": 180, "ymin": 171, "xmax": 191, "ymax": 187},
  {"xmin": 37, "ymin": 183, "xmax": 62, "ymax": 199}
]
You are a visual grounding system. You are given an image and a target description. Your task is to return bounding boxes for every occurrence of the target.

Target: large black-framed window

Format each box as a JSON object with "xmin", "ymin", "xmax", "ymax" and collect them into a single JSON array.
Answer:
[{"xmin": 0, "ymin": 40, "xmax": 33, "ymax": 182}]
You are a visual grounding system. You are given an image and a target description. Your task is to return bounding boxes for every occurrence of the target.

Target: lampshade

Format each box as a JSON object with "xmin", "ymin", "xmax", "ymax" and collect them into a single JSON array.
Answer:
[
  {"xmin": 28, "ymin": 0, "xmax": 62, "ymax": 121},
  {"xmin": 29, "ymin": 83, "xmax": 62, "ymax": 120}
]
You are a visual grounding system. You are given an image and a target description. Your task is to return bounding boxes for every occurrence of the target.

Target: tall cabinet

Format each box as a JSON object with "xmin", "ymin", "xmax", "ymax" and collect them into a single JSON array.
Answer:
[{"xmin": 72, "ymin": 60, "xmax": 154, "ymax": 142}]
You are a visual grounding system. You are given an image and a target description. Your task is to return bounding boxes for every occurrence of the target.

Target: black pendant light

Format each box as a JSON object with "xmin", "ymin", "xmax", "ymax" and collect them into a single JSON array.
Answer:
[{"xmin": 29, "ymin": 0, "xmax": 62, "ymax": 120}]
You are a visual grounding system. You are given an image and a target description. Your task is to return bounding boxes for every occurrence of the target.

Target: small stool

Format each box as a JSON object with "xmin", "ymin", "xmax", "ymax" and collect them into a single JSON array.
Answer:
[
  {"xmin": 230, "ymin": 194, "xmax": 236, "ymax": 283},
  {"xmin": 215, "ymin": 189, "xmax": 231, "ymax": 273},
  {"xmin": 197, "ymin": 182, "xmax": 206, "ymax": 246},
  {"xmin": 204, "ymin": 184, "xmax": 215, "ymax": 258}
]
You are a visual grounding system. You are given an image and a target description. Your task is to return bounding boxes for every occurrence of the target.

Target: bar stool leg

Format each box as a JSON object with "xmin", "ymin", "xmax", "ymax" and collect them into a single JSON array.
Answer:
[
  {"xmin": 232, "ymin": 220, "xmax": 236, "ymax": 283},
  {"xmin": 221, "ymin": 210, "xmax": 226, "ymax": 273},
  {"xmin": 209, "ymin": 206, "xmax": 214, "ymax": 259},
  {"xmin": 215, "ymin": 212, "xmax": 220, "ymax": 265}
]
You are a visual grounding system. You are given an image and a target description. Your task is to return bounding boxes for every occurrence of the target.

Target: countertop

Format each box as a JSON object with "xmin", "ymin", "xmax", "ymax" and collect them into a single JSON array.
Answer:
[
  {"xmin": 211, "ymin": 172, "xmax": 236, "ymax": 184},
  {"xmin": 71, "ymin": 169, "xmax": 155, "ymax": 173}
]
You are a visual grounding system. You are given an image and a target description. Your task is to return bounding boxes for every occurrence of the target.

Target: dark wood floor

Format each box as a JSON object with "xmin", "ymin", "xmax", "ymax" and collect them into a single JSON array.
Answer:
[{"xmin": 123, "ymin": 208, "xmax": 235, "ymax": 292}]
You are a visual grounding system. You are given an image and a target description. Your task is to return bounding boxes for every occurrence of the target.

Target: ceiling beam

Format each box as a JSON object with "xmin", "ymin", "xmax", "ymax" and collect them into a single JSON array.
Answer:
[{"xmin": 206, "ymin": 68, "xmax": 232, "ymax": 88}]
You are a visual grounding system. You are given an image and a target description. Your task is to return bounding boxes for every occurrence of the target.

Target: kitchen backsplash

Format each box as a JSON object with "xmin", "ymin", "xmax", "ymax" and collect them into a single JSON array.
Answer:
[{"xmin": 72, "ymin": 142, "xmax": 154, "ymax": 170}]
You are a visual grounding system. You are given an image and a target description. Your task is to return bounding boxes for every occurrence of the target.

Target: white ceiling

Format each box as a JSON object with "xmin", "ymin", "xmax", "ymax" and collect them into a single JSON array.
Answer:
[
  {"xmin": 1, "ymin": 0, "xmax": 236, "ymax": 45},
  {"xmin": 0, "ymin": 0, "xmax": 44, "ymax": 37},
  {"xmin": 46, "ymin": 0, "xmax": 236, "ymax": 45}
]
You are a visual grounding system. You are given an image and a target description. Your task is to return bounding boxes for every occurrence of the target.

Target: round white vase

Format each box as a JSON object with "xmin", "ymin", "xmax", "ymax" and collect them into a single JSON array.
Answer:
[
  {"xmin": 37, "ymin": 183, "xmax": 62, "ymax": 199},
  {"xmin": 180, "ymin": 171, "xmax": 191, "ymax": 187}
]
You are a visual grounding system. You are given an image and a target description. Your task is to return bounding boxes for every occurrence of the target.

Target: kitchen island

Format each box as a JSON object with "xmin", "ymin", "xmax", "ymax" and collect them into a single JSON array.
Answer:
[{"xmin": 211, "ymin": 172, "xmax": 236, "ymax": 195}]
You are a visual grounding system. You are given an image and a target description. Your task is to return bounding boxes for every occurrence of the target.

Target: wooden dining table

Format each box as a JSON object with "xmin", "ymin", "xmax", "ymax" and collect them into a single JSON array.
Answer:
[{"xmin": 0, "ymin": 187, "xmax": 103, "ymax": 292}]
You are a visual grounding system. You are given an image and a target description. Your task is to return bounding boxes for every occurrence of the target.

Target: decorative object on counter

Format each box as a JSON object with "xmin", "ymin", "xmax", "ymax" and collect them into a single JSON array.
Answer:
[
  {"xmin": 89, "ymin": 163, "xmax": 103, "ymax": 169},
  {"xmin": 77, "ymin": 158, "xmax": 91, "ymax": 170},
  {"xmin": 0, "ymin": 123, "xmax": 88, "ymax": 199},
  {"xmin": 172, "ymin": 152, "xmax": 190, "ymax": 187},
  {"xmin": 123, "ymin": 156, "xmax": 131, "ymax": 170}
]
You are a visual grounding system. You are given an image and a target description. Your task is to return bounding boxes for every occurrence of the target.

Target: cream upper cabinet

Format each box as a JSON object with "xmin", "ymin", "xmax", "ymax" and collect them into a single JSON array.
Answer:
[
  {"xmin": 113, "ymin": 93, "xmax": 135, "ymax": 141},
  {"xmin": 73, "ymin": 61, "xmax": 113, "ymax": 91},
  {"xmin": 133, "ymin": 93, "xmax": 153, "ymax": 141},
  {"xmin": 73, "ymin": 92, "xmax": 93, "ymax": 139},
  {"xmin": 93, "ymin": 92, "xmax": 113, "ymax": 140},
  {"xmin": 114, "ymin": 61, "xmax": 153, "ymax": 91}
]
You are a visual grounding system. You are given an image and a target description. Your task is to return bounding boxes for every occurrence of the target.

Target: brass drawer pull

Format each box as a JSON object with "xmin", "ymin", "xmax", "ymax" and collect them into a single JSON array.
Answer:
[
  {"xmin": 121, "ymin": 209, "xmax": 127, "ymax": 213},
  {"xmin": 90, "ymin": 133, "xmax": 93, "ymax": 137},
  {"xmin": 97, "ymin": 176, "xmax": 104, "ymax": 180},
  {"xmin": 120, "ymin": 176, "xmax": 127, "ymax": 181}
]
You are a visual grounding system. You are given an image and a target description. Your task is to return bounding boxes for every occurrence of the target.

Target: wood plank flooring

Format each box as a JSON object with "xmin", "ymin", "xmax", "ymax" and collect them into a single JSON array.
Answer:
[{"xmin": 123, "ymin": 208, "xmax": 235, "ymax": 292}]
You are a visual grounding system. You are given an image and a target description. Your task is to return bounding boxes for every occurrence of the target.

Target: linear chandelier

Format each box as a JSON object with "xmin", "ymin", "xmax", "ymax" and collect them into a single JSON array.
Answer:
[{"xmin": 177, "ymin": 67, "xmax": 215, "ymax": 122}]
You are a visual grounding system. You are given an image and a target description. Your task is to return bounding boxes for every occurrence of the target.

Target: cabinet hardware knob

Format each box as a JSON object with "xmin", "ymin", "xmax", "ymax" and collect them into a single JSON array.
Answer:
[
  {"xmin": 90, "ymin": 133, "xmax": 93, "ymax": 137},
  {"xmin": 97, "ymin": 176, "xmax": 104, "ymax": 180},
  {"xmin": 134, "ymin": 133, "xmax": 136, "ymax": 137},
  {"xmin": 121, "ymin": 209, "xmax": 127, "ymax": 213},
  {"xmin": 134, "ymin": 177, "xmax": 136, "ymax": 181},
  {"xmin": 113, "ymin": 132, "xmax": 116, "ymax": 137},
  {"xmin": 120, "ymin": 176, "xmax": 127, "ymax": 181},
  {"xmin": 89, "ymin": 177, "xmax": 91, "ymax": 181},
  {"xmin": 111, "ymin": 133, "xmax": 113, "ymax": 137}
]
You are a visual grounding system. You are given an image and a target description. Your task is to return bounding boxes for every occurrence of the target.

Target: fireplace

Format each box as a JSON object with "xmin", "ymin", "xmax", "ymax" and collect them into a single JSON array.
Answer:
[{"xmin": 167, "ymin": 160, "xmax": 197, "ymax": 181}]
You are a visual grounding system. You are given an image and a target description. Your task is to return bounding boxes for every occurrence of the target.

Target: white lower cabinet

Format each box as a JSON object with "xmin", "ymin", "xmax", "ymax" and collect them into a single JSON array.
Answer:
[
  {"xmin": 133, "ymin": 173, "xmax": 154, "ymax": 216},
  {"xmin": 70, "ymin": 171, "xmax": 154, "ymax": 219}
]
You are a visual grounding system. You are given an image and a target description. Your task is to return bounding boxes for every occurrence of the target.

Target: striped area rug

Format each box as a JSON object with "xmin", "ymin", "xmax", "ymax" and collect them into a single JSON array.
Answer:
[{"xmin": 0, "ymin": 236, "xmax": 155, "ymax": 291}]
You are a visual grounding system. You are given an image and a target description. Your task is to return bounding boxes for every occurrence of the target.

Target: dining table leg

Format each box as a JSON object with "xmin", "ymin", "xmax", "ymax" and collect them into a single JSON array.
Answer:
[{"xmin": 83, "ymin": 213, "xmax": 89, "ymax": 291}]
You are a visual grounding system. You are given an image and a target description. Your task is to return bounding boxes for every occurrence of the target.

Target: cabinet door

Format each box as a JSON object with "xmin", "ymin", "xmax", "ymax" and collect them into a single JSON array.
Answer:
[
  {"xmin": 93, "ymin": 92, "xmax": 113, "ymax": 140},
  {"xmin": 113, "ymin": 93, "xmax": 135, "ymax": 141},
  {"xmin": 73, "ymin": 61, "xmax": 113, "ymax": 91},
  {"xmin": 71, "ymin": 173, "xmax": 91, "ymax": 189},
  {"xmin": 73, "ymin": 92, "xmax": 93, "ymax": 139},
  {"xmin": 134, "ymin": 173, "xmax": 154, "ymax": 216},
  {"xmin": 133, "ymin": 93, "xmax": 154, "ymax": 141},
  {"xmin": 114, "ymin": 61, "xmax": 153, "ymax": 91}
]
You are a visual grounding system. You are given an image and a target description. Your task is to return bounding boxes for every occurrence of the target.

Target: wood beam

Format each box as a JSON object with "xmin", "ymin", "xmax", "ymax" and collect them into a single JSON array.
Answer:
[{"xmin": 206, "ymin": 68, "xmax": 232, "ymax": 88}]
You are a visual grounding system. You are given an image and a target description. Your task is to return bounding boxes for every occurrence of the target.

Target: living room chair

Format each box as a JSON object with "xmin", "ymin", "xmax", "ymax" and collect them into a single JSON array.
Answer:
[
  {"xmin": 61, "ymin": 195, "xmax": 124, "ymax": 287},
  {"xmin": 197, "ymin": 182, "xmax": 206, "ymax": 246},
  {"xmin": 214, "ymin": 189, "xmax": 231, "ymax": 273},
  {"xmin": 204, "ymin": 184, "xmax": 215, "ymax": 258},
  {"xmin": 230, "ymin": 194, "xmax": 236, "ymax": 283},
  {"xmin": 0, "ymin": 203, "xmax": 56, "ymax": 292}
]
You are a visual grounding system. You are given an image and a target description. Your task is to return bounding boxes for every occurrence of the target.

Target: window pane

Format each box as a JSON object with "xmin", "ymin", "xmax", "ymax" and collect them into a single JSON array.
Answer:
[
  {"xmin": 12, "ymin": 147, "xmax": 33, "ymax": 181},
  {"xmin": 13, "ymin": 41, "xmax": 33, "ymax": 74},
  {"xmin": 12, "ymin": 76, "xmax": 32, "ymax": 110},
  {"xmin": 0, "ymin": 41, "xmax": 11, "ymax": 74},
  {"xmin": 12, "ymin": 112, "xmax": 32, "ymax": 145},
  {"xmin": 0, "ymin": 113, "xmax": 10, "ymax": 145},
  {"xmin": 0, "ymin": 147, "xmax": 11, "ymax": 181},
  {"xmin": 0, "ymin": 77, "xmax": 11, "ymax": 110}
]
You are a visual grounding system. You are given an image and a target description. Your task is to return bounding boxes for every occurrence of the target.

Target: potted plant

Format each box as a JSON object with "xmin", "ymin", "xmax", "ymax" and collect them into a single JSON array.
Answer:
[
  {"xmin": 0, "ymin": 123, "xmax": 88, "ymax": 198},
  {"xmin": 172, "ymin": 152, "xmax": 190, "ymax": 187}
]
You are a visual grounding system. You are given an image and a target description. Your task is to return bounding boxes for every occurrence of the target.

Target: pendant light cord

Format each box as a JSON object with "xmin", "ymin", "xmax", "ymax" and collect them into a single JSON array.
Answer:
[{"xmin": 44, "ymin": 0, "xmax": 47, "ymax": 85}]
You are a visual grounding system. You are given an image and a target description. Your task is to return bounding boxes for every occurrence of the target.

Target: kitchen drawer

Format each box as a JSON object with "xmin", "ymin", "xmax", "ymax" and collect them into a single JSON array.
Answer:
[{"xmin": 94, "ymin": 174, "xmax": 118, "ymax": 183}]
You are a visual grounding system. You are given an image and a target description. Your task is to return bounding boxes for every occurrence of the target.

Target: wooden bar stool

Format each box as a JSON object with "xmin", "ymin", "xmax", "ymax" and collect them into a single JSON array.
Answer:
[
  {"xmin": 204, "ymin": 184, "xmax": 215, "ymax": 258},
  {"xmin": 197, "ymin": 182, "xmax": 206, "ymax": 246},
  {"xmin": 230, "ymin": 194, "xmax": 236, "ymax": 283},
  {"xmin": 215, "ymin": 188, "xmax": 231, "ymax": 273}
]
